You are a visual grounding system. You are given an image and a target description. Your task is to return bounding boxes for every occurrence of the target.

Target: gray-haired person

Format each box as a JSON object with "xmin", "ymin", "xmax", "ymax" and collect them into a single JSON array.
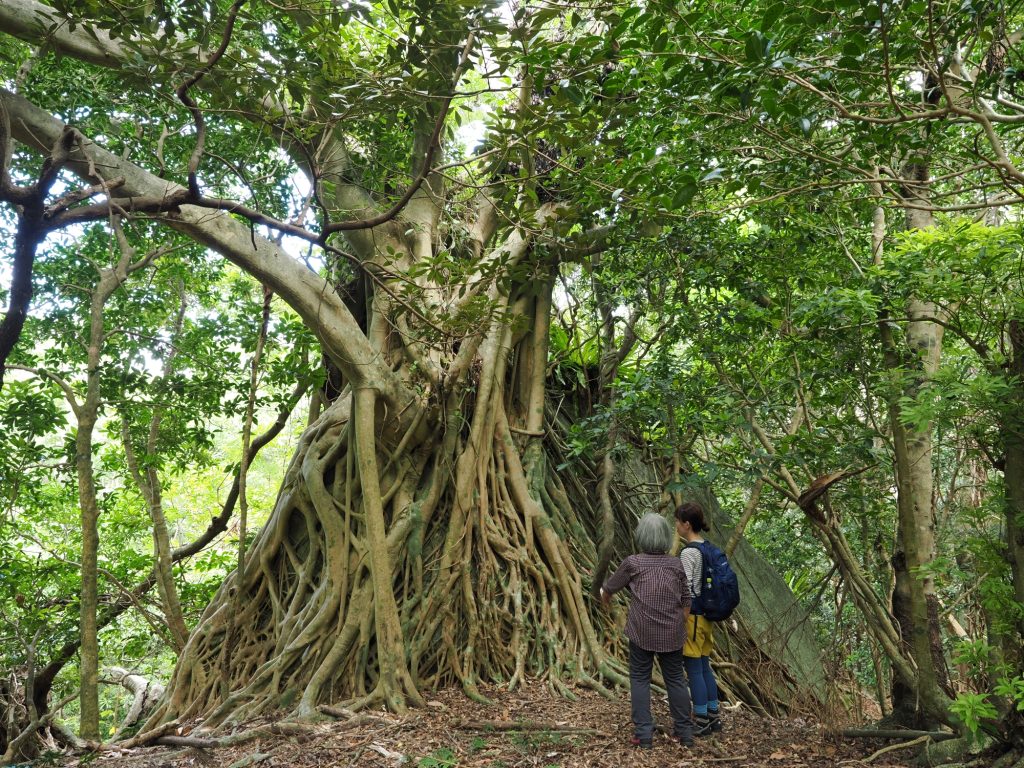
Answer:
[{"xmin": 601, "ymin": 512, "xmax": 695, "ymax": 749}]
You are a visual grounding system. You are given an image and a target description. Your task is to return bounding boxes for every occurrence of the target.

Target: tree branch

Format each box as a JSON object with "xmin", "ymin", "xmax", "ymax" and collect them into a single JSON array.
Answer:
[
  {"xmin": 0, "ymin": 86, "xmax": 399, "ymax": 400},
  {"xmin": 0, "ymin": 102, "xmax": 79, "ymax": 385},
  {"xmin": 321, "ymin": 32, "xmax": 476, "ymax": 236},
  {"xmin": 175, "ymin": 0, "xmax": 247, "ymax": 198}
]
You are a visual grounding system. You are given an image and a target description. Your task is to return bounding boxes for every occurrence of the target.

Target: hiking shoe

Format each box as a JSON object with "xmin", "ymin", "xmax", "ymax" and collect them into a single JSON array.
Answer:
[
  {"xmin": 708, "ymin": 713, "xmax": 722, "ymax": 733},
  {"xmin": 629, "ymin": 736, "xmax": 653, "ymax": 749},
  {"xmin": 693, "ymin": 716, "xmax": 713, "ymax": 737},
  {"xmin": 676, "ymin": 734, "xmax": 694, "ymax": 748}
]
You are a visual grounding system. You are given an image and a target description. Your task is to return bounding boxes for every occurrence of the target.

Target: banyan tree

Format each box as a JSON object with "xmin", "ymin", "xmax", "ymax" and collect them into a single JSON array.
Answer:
[{"xmin": 0, "ymin": 0, "xmax": 828, "ymax": 746}]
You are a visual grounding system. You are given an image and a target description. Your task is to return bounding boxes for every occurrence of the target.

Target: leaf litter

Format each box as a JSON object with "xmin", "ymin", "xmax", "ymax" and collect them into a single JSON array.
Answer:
[{"xmin": 79, "ymin": 681, "xmax": 917, "ymax": 768}]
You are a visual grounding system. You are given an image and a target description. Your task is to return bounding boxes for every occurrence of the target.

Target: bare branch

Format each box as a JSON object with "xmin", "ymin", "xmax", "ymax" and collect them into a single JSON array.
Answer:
[{"xmin": 176, "ymin": 0, "xmax": 248, "ymax": 198}]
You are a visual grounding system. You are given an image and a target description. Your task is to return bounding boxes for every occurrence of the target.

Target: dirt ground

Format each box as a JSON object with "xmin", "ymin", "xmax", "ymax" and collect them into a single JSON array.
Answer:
[{"xmin": 78, "ymin": 682, "xmax": 933, "ymax": 768}]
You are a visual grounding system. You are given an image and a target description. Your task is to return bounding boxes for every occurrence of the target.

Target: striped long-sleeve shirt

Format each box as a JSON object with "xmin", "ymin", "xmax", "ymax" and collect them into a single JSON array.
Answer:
[
  {"xmin": 602, "ymin": 554, "xmax": 690, "ymax": 652},
  {"xmin": 679, "ymin": 541, "xmax": 704, "ymax": 599}
]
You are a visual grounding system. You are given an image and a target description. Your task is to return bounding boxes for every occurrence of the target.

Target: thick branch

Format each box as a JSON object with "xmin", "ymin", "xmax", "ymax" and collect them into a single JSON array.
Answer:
[
  {"xmin": 0, "ymin": 0, "xmax": 129, "ymax": 68},
  {"xmin": 0, "ymin": 114, "xmax": 77, "ymax": 384},
  {"xmin": 101, "ymin": 667, "xmax": 165, "ymax": 740},
  {"xmin": 323, "ymin": 33, "xmax": 476, "ymax": 236},
  {"xmin": 0, "ymin": 87, "xmax": 400, "ymax": 401}
]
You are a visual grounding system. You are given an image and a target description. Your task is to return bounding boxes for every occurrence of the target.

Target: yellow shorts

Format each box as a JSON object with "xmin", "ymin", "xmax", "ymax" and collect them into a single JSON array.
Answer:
[{"xmin": 683, "ymin": 614, "xmax": 714, "ymax": 657}]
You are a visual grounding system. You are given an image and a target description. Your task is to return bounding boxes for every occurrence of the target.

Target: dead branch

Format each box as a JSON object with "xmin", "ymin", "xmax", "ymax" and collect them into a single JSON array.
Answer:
[
  {"xmin": 100, "ymin": 667, "xmax": 165, "ymax": 740},
  {"xmin": 864, "ymin": 734, "xmax": 931, "ymax": 763},
  {"xmin": 454, "ymin": 719, "xmax": 598, "ymax": 734},
  {"xmin": 841, "ymin": 728, "xmax": 956, "ymax": 741}
]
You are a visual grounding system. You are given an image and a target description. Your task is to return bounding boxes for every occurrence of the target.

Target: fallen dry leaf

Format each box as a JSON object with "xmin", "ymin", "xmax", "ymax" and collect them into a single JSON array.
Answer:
[{"xmin": 55, "ymin": 680, "xmax": 958, "ymax": 768}]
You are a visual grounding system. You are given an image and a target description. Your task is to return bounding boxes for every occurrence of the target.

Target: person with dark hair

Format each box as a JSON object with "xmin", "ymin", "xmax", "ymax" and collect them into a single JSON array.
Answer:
[
  {"xmin": 601, "ymin": 513, "xmax": 695, "ymax": 749},
  {"xmin": 674, "ymin": 501, "xmax": 723, "ymax": 736}
]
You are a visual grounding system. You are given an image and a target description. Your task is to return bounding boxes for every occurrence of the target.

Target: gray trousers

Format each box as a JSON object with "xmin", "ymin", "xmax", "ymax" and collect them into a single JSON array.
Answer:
[{"xmin": 629, "ymin": 641, "xmax": 694, "ymax": 742}]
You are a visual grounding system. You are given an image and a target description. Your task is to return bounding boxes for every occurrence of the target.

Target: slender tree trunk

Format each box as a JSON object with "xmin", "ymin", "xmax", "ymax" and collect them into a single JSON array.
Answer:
[
  {"xmin": 145, "ymin": 478, "xmax": 190, "ymax": 649},
  {"xmin": 591, "ymin": 261, "xmax": 639, "ymax": 595},
  {"xmin": 592, "ymin": 266, "xmax": 620, "ymax": 596},
  {"xmin": 119, "ymin": 287, "xmax": 191, "ymax": 651},
  {"xmin": 870, "ymin": 639, "xmax": 890, "ymax": 719},
  {"xmin": 874, "ymin": 163, "xmax": 953, "ymax": 727},
  {"xmin": 75, "ymin": 268, "xmax": 122, "ymax": 740},
  {"xmin": 75, "ymin": 421, "xmax": 100, "ymax": 741},
  {"xmin": 120, "ymin": 426, "xmax": 191, "ymax": 652},
  {"xmin": 862, "ymin": 504, "xmax": 891, "ymax": 718},
  {"xmin": 70, "ymin": 227, "xmax": 173, "ymax": 740},
  {"xmin": 1001, "ymin": 319, "xmax": 1024, "ymax": 655},
  {"xmin": 870, "ymin": 179, "xmax": 915, "ymax": 723}
]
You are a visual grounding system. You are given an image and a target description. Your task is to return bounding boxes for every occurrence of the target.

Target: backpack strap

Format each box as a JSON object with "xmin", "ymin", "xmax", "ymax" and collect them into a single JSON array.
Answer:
[
  {"xmin": 684, "ymin": 540, "xmax": 707, "ymax": 562},
  {"xmin": 683, "ymin": 541, "xmax": 705, "ymax": 570},
  {"xmin": 683, "ymin": 541, "xmax": 706, "ymax": 616}
]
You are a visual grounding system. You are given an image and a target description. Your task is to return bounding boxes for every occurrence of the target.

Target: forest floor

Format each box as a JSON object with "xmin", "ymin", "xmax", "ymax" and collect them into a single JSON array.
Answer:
[{"xmin": 78, "ymin": 682, "xmax": 956, "ymax": 768}]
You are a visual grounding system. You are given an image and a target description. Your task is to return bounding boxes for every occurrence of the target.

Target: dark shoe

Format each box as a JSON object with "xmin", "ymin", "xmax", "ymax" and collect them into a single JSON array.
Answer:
[
  {"xmin": 629, "ymin": 736, "xmax": 653, "ymax": 749},
  {"xmin": 676, "ymin": 734, "xmax": 694, "ymax": 748},
  {"xmin": 708, "ymin": 712, "xmax": 722, "ymax": 733},
  {"xmin": 693, "ymin": 716, "xmax": 713, "ymax": 737}
]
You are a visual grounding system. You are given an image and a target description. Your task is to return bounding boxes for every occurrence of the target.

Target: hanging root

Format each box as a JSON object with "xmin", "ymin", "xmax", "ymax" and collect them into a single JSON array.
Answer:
[
  {"xmin": 146, "ymin": 361, "xmax": 628, "ymax": 732},
  {"xmin": 143, "ymin": 287, "xmax": 789, "ymax": 733}
]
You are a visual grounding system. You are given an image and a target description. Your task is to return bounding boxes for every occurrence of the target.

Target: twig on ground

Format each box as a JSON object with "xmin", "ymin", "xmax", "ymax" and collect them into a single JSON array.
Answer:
[
  {"xmin": 864, "ymin": 734, "xmax": 931, "ymax": 763},
  {"xmin": 842, "ymin": 728, "xmax": 956, "ymax": 741},
  {"xmin": 455, "ymin": 719, "xmax": 598, "ymax": 734},
  {"xmin": 343, "ymin": 734, "xmax": 381, "ymax": 767}
]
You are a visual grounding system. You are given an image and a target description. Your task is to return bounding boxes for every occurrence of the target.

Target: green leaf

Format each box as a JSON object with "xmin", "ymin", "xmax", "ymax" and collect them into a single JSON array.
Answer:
[
  {"xmin": 673, "ymin": 176, "xmax": 699, "ymax": 207},
  {"xmin": 745, "ymin": 31, "xmax": 765, "ymax": 63},
  {"xmin": 761, "ymin": 3, "xmax": 785, "ymax": 30}
]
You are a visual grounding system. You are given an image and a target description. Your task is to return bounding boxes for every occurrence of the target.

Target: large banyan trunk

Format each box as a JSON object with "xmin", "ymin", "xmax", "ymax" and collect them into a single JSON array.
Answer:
[{"xmin": 147, "ymin": 281, "xmax": 630, "ymax": 728}]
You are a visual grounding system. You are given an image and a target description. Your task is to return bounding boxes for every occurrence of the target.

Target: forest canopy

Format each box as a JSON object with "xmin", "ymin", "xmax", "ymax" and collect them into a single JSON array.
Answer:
[{"xmin": 1, "ymin": 0, "xmax": 1023, "ymax": 764}]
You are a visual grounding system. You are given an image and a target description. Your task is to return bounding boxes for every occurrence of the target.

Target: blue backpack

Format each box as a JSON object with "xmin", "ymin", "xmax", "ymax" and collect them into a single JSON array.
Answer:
[{"xmin": 686, "ymin": 540, "xmax": 740, "ymax": 621}]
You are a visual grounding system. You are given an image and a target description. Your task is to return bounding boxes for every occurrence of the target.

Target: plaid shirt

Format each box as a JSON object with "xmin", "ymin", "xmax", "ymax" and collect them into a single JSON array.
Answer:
[{"xmin": 603, "ymin": 554, "xmax": 691, "ymax": 652}]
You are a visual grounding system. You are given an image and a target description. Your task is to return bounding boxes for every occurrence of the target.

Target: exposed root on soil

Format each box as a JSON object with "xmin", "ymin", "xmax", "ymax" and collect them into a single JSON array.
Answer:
[{"xmin": 146, "ymin": 292, "xmax": 631, "ymax": 731}]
